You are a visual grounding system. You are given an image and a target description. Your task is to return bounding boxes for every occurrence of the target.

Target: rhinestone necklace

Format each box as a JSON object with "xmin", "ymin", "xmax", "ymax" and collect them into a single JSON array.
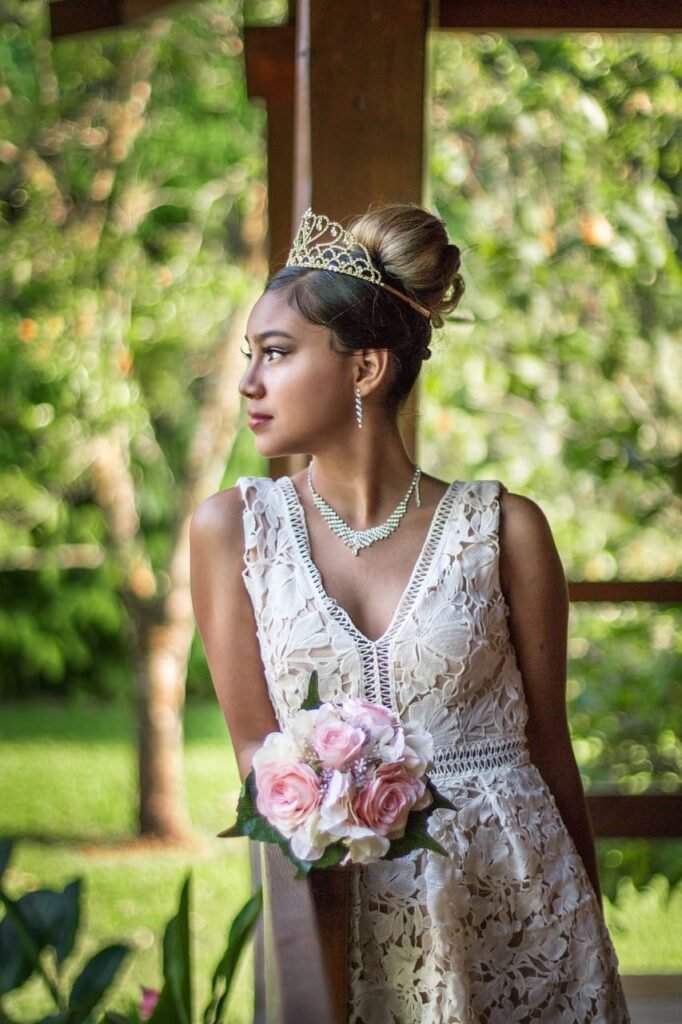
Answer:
[{"xmin": 307, "ymin": 463, "xmax": 422, "ymax": 556}]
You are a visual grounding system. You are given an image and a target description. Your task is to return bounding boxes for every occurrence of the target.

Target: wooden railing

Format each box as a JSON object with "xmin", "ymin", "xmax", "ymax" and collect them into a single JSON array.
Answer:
[
  {"xmin": 252, "ymin": 843, "xmax": 350, "ymax": 1024},
  {"xmin": 568, "ymin": 579, "xmax": 682, "ymax": 838}
]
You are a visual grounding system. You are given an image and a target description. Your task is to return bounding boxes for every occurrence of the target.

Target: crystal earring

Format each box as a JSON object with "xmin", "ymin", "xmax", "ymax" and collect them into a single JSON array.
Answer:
[{"xmin": 355, "ymin": 387, "xmax": 363, "ymax": 429}]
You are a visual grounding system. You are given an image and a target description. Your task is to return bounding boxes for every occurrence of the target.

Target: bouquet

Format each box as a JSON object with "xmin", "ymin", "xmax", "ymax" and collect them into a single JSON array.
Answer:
[{"xmin": 220, "ymin": 672, "xmax": 454, "ymax": 874}]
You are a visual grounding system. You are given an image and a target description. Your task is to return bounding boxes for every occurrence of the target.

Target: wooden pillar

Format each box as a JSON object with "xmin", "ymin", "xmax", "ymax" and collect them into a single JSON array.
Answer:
[
  {"xmin": 292, "ymin": 0, "xmax": 431, "ymax": 219},
  {"xmin": 291, "ymin": 0, "xmax": 433, "ymax": 463},
  {"xmin": 244, "ymin": 23, "xmax": 302, "ymax": 479}
]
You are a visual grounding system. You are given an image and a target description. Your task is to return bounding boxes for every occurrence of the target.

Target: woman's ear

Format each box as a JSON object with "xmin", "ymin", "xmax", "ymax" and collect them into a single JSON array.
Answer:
[{"xmin": 354, "ymin": 348, "xmax": 392, "ymax": 396}]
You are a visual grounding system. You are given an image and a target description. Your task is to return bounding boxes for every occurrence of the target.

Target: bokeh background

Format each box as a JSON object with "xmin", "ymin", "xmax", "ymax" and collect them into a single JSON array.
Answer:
[{"xmin": 1, "ymin": 1, "xmax": 680, "ymax": 1020}]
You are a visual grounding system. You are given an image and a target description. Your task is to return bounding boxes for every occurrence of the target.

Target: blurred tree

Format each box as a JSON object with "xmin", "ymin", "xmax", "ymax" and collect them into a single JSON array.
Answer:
[
  {"xmin": 427, "ymin": 32, "xmax": 681, "ymax": 582},
  {"xmin": 0, "ymin": 0, "xmax": 267, "ymax": 836},
  {"xmin": 1, "ymin": 6, "xmax": 680, "ymax": 844}
]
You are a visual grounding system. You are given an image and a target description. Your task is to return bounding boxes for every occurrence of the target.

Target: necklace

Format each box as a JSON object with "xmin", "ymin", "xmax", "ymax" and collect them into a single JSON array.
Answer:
[{"xmin": 307, "ymin": 463, "xmax": 422, "ymax": 556}]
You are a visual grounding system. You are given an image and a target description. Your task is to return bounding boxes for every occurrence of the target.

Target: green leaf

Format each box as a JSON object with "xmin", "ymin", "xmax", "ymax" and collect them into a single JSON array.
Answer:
[
  {"xmin": 384, "ymin": 806, "xmax": 451, "ymax": 860},
  {"xmin": 146, "ymin": 876, "xmax": 192, "ymax": 1024},
  {"xmin": 426, "ymin": 779, "xmax": 456, "ymax": 812},
  {"xmin": 52, "ymin": 881, "xmax": 81, "ymax": 966},
  {"xmin": 308, "ymin": 843, "xmax": 346, "ymax": 871},
  {"xmin": 67, "ymin": 944, "xmax": 131, "ymax": 1023},
  {"xmin": 203, "ymin": 889, "xmax": 262, "ymax": 1024},
  {"xmin": 218, "ymin": 773, "xmax": 285, "ymax": 845},
  {"xmin": 0, "ymin": 879, "xmax": 82, "ymax": 991},
  {"xmin": 301, "ymin": 670, "xmax": 321, "ymax": 711},
  {"xmin": 0, "ymin": 889, "xmax": 57, "ymax": 997},
  {"xmin": 0, "ymin": 841, "xmax": 12, "ymax": 882}
]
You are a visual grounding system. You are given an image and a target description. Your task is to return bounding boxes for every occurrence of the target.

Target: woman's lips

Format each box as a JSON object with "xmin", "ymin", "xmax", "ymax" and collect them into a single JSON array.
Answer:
[{"xmin": 248, "ymin": 414, "xmax": 272, "ymax": 430}]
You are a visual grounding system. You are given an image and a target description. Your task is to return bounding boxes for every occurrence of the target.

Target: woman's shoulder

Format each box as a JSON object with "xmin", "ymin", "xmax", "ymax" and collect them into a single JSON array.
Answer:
[
  {"xmin": 190, "ymin": 487, "xmax": 244, "ymax": 560},
  {"xmin": 189, "ymin": 476, "xmax": 278, "ymax": 551},
  {"xmin": 498, "ymin": 488, "xmax": 553, "ymax": 542},
  {"xmin": 497, "ymin": 488, "xmax": 565, "ymax": 595}
]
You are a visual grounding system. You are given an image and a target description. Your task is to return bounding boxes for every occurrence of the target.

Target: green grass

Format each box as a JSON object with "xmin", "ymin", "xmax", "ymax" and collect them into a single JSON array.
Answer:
[
  {"xmin": 0, "ymin": 701, "xmax": 253, "ymax": 1024},
  {"xmin": 1, "ymin": 701, "xmax": 681, "ymax": 1024}
]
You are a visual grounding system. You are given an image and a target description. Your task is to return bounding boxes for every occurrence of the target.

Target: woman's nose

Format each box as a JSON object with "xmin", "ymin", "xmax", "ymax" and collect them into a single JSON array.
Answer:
[{"xmin": 239, "ymin": 360, "xmax": 264, "ymax": 399}]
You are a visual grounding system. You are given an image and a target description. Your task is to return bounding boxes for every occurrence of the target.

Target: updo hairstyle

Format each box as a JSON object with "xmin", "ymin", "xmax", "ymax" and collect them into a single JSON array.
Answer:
[{"xmin": 265, "ymin": 204, "xmax": 465, "ymax": 409}]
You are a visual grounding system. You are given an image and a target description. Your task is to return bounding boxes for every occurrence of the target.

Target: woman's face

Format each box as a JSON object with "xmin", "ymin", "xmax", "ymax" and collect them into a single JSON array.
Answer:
[{"xmin": 239, "ymin": 287, "xmax": 356, "ymax": 459}]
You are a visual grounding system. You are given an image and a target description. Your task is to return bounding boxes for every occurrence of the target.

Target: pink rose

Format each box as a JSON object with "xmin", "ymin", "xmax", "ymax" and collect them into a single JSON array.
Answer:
[
  {"xmin": 254, "ymin": 760, "xmax": 321, "ymax": 837},
  {"xmin": 312, "ymin": 705, "xmax": 367, "ymax": 769},
  {"xmin": 140, "ymin": 987, "xmax": 160, "ymax": 1021},
  {"xmin": 341, "ymin": 697, "xmax": 398, "ymax": 740},
  {"xmin": 352, "ymin": 762, "xmax": 431, "ymax": 838}
]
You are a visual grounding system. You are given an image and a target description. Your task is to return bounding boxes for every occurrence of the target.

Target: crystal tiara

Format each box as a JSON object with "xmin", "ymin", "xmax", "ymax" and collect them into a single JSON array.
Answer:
[{"xmin": 285, "ymin": 208, "xmax": 431, "ymax": 319}]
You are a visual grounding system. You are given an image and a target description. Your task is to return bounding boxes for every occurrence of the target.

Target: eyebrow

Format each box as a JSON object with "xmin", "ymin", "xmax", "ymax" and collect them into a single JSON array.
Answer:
[{"xmin": 244, "ymin": 330, "xmax": 295, "ymax": 345}]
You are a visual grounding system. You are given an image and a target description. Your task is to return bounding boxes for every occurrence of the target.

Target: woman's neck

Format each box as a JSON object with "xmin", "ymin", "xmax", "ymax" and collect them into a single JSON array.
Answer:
[{"xmin": 303, "ymin": 421, "xmax": 419, "ymax": 525}]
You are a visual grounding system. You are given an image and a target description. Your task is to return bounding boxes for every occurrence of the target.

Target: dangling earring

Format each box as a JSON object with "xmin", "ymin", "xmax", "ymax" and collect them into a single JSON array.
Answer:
[{"xmin": 355, "ymin": 387, "xmax": 363, "ymax": 429}]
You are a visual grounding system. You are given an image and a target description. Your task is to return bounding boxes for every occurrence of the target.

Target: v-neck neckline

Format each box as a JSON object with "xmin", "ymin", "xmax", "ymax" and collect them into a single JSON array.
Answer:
[{"xmin": 279, "ymin": 476, "xmax": 460, "ymax": 648}]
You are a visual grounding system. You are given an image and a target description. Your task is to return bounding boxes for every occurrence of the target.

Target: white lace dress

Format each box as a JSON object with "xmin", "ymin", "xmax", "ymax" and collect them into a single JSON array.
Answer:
[{"xmin": 237, "ymin": 475, "xmax": 630, "ymax": 1024}]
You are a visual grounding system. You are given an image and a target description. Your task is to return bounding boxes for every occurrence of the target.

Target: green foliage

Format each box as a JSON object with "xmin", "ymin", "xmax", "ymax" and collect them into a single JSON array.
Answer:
[
  {"xmin": 120, "ymin": 875, "xmax": 261, "ymax": 1024},
  {"xmin": 0, "ymin": 841, "xmax": 131, "ymax": 1023},
  {"xmin": 1, "ymin": 2, "xmax": 680, "ymax": 888},
  {"xmin": 0, "ymin": 0, "xmax": 266, "ymax": 697},
  {"xmin": 568, "ymin": 604, "xmax": 681, "ymax": 795},
  {"xmin": 426, "ymin": 32, "xmax": 682, "ymax": 582},
  {"xmin": 424, "ymin": 31, "xmax": 681, "ymax": 804}
]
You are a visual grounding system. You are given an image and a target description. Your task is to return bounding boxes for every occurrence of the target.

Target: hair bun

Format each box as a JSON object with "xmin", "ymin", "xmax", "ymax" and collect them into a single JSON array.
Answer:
[{"xmin": 350, "ymin": 204, "xmax": 464, "ymax": 327}]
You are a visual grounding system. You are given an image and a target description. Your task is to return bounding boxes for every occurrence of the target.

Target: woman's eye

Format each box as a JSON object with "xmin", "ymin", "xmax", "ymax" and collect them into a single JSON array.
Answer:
[
  {"xmin": 240, "ymin": 347, "xmax": 252, "ymax": 360},
  {"xmin": 263, "ymin": 347, "xmax": 287, "ymax": 361}
]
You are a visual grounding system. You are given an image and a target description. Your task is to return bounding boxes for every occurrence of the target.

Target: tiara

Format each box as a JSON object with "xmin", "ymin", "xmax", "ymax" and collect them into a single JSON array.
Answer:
[{"xmin": 286, "ymin": 208, "xmax": 431, "ymax": 319}]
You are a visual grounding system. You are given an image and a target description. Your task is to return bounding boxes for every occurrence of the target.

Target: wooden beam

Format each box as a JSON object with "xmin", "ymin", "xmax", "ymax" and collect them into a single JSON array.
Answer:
[
  {"xmin": 260, "ymin": 844, "xmax": 342, "ymax": 1023},
  {"xmin": 49, "ymin": 0, "xmax": 181, "ymax": 38},
  {"xmin": 292, "ymin": 0, "xmax": 431, "ymax": 220},
  {"xmin": 291, "ymin": 0, "xmax": 435, "ymax": 465},
  {"xmin": 588, "ymin": 795, "xmax": 682, "ymax": 838},
  {"xmin": 438, "ymin": 1, "xmax": 682, "ymax": 32},
  {"xmin": 243, "ymin": 24, "xmax": 300, "ymax": 480},
  {"xmin": 568, "ymin": 580, "xmax": 682, "ymax": 604}
]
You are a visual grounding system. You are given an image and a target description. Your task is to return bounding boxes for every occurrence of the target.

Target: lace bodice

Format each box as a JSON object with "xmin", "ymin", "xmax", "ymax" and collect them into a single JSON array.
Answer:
[
  {"xmin": 239, "ymin": 477, "xmax": 528, "ymax": 769},
  {"xmin": 237, "ymin": 475, "xmax": 629, "ymax": 1024}
]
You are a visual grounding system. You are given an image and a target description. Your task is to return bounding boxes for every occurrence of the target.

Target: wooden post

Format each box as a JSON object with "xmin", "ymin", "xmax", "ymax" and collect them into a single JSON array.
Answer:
[{"xmin": 291, "ymin": 0, "xmax": 434, "ymax": 462}]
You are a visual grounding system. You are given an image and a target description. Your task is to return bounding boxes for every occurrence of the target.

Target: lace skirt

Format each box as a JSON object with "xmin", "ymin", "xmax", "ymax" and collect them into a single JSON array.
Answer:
[{"xmin": 347, "ymin": 750, "xmax": 630, "ymax": 1024}]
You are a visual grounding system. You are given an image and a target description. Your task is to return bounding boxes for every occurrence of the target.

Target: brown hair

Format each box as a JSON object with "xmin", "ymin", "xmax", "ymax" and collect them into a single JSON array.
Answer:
[{"xmin": 266, "ymin": 203, "xmax": 465, "ymax": 408}]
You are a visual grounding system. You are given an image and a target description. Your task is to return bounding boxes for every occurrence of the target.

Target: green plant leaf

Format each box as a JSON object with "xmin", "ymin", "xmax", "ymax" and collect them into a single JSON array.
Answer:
[
  {"xmin": 146, "ymin": 876, "xmax": 192, "ymax": 1024},
  {"xmin": 67, "ymin": 944, "xmax": 131, "ymax": 1023},
  {"xmin": 0, "ymin": 893, "xmax": 36, "ymax": 994},
  {"xmin": 203, "ymin": 888, "xmax": 262, "ymax": 1024},
  {"xmin": 384, "ymin": 806, "xmax": 450, "ymax": 860},
  {"xmin": 52, "ymin": 881, "xmax": 81, "ymax": 966},
  {"xmin": 0, "ymin": 889, "xmax": 58, "ymax": 998},
  {"xmin": 301, "ymin": 670, "xmax": 321, "ymax": 711},
  {"xmin": 0, "ymin": 841, "xmax": 12, "ymax": 882},
  {"xmin": 308, "ymin": 843, "xmax": 347, "ymax": 871},
  {"xmin": 426, "ymin": 779, "xmax": 456, "ymax": 812}
]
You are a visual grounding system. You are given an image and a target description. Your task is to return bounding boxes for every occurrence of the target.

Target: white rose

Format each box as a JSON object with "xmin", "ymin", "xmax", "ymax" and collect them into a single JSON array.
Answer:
[
  {"xmin": 252, "ymin": 731, "xmax": 300, "ymax": 770},
  {"xmin": 288, "ymin": 708, "xmax": 318, "ymax": 748},
  {"xmin": 318, "ymin": 770, "xmax": 354, "ymax": 838},
  {"xmin": 343, "ymin": 826, "xmax": 391, "ymax": 865},
  {"xmin": 400, "ymin": 726, "xmax": 433, "ymax": 776},
  {"xmin": 289, "ymin": 811, "xmax": 332, "ymax": 862}
]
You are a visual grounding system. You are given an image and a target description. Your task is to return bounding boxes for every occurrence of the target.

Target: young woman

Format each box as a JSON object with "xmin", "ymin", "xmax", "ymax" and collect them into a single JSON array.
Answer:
[{"xmin": 190, "ymin": 206, "xmax": 630, "ymax": 1023}]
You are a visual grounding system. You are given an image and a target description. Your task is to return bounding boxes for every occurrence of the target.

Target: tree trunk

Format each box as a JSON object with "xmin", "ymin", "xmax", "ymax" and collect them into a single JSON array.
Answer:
[
  {"xmin": 135, "ymin": 599, "xmax": 194, "ymax": 838},
  {"xmin": 91, "ymin": 295, "xmax": 257, "ymax": 837}
]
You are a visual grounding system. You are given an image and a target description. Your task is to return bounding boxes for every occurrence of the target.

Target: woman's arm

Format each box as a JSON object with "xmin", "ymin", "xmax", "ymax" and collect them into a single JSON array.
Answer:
[
  {"xmin": 189, "ymin": 487, "xmax": 280, "ymax": 782},
  {"xmin": 499, "ymin": 491, "xmax": 602, "ymax": 906}
]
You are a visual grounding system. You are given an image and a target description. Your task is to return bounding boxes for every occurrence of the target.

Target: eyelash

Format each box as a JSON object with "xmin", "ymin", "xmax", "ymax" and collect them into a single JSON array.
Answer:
[{"xmin": 240, "ymin": 347, "xmax": 288, "ymax": 362}]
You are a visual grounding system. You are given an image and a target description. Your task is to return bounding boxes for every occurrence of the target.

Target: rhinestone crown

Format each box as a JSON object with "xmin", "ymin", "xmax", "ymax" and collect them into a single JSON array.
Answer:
[
  {"xmin": 285, "ymin": 208, "xmax": 432, "ymax": 319},
  {"xmin": 286, "ymin": 209, "xmax": 382, "ymax": 284}
]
